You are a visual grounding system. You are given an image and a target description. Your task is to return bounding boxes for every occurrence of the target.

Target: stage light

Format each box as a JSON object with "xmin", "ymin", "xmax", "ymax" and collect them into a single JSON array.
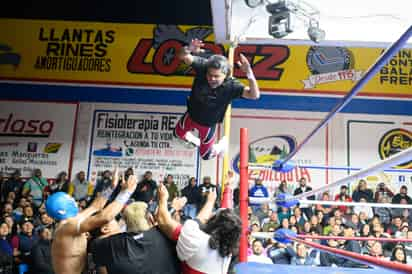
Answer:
[
  {"xmin": 266, "ymin": 0, "xmax": 325, "ymax": 42},
  {"xmin": 307, "ymin": 20, "xmax": 325, "ymax": 43},
  {"xmin": 266, "ymin": 1, "xmax": 293, "ymax": 39},
  {"xmin": 244, "ymin": 0, "xmax": 263, "ymax": 8}
]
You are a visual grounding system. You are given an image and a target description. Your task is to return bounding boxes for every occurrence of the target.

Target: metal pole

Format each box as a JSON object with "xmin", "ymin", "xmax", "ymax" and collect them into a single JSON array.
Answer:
[{"xmin": 220, "ymin": 43, "xmax": 236, "ymax": 200}]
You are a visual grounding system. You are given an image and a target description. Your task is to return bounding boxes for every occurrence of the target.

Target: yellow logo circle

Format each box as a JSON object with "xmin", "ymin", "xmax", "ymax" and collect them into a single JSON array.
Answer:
[{"xmin": 378, "ymin": 128, "xmax": 412, "ymax": 169}]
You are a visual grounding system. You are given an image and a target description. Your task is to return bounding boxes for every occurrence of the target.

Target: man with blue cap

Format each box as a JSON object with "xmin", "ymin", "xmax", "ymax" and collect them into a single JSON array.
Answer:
[{"xmin": 45, "ymin": 168, "xmax": 137, "ymax": 274}]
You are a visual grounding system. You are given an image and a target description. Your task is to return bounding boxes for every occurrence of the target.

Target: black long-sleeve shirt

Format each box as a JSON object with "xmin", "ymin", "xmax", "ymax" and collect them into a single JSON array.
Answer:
[
  {"xmin": 181, "ymin": 185, "xmax": 201, "ymax": 206},
  {"xmin": 30, "ymin": 239, "xmax": 54, "ymax": 274}
]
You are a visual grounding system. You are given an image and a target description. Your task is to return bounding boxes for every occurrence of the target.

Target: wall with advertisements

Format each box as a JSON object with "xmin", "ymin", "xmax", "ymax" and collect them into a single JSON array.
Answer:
[
  {"xmin": 0, "ymin": 99, "xmax": 407, "ymax": 194},
  {"xmin": 0, "ymin": 19, "xmax": 411, "ymax": 193},
  {"xmin": 227, "ymin": 109, "xmax": 412, "ymax": 197},
  {"xmin": 67, "ymin": 102, "xmax": 412, "ymax": 195},
  {"xmin": 0, "ymin": 19, "xmax": 411, "ymax": 98}
]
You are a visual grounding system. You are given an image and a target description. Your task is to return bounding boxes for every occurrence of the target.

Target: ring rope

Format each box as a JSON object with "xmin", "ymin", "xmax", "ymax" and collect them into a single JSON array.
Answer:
[
  {"xmin": 289, "ymin": 235, "xmax": 412, "ymax": 273},
  {"xmin": 278, "ymin": 147, "xmax": 412, "ymax": 203},
  {"xmin": 252, "ymin": 232, "xmax": 412, "ymax": 243},
  {"xmin": 248, "ymin": 163, "xmax": 412, "ymax": 173},
  {"xmin": 289, "ymin": 199, "xmax": 412, "ymax": 209},
  {"xmin": 276, "ymin": 25, "xmax": 412, "ymax": 168}
]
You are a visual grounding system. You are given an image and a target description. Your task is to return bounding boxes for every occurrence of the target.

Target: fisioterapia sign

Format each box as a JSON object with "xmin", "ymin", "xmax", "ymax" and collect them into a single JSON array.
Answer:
[{"xmin": 0, "ymin": 19, "xmax": 410, "ymax": 97}]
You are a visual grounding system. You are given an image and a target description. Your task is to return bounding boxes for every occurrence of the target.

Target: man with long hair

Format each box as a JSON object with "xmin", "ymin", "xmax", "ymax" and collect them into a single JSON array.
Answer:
[{"xmin": 157, "ymin": 182, "xmax": 242, "ymax": 273}]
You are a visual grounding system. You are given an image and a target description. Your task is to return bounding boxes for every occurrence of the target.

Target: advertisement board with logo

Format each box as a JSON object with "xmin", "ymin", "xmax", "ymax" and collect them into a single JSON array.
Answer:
[
  {"xmin": 345, "ymin": 118, "xmax": 412, "ymax": 193},
  {"xmin": 228, "ymin": 112, "xmax": 329, "ymax": 196},
  {"xmin": 87, "ymin": 110, "xmax": 199, "ymax": 190},
  {"xmin": 0, "ymin": 19, "xmax": 410, "ymax": 97},
  {"xmin": 0, "ymin": 100, "xmax": 78, "ymax": 178}
]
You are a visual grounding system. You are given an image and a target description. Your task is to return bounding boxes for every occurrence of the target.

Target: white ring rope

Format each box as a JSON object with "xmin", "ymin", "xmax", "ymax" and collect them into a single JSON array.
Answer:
[
  {"xmin": 250, "ymin": 232, "xmax": 412, "ymax": 243},
  {"xmin": 281, "ymin": 147, "xmax": 412, "ymax": 202},
  {"xmin": 295, "ymin": 199, "xmax": 412, "ymax": 209},
  {"xmin": 248, "ymin": 163, "xmax": 412, "ymax": 173}
]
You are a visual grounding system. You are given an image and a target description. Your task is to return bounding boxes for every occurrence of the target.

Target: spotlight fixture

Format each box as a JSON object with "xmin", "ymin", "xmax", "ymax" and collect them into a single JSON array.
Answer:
[
  {"xmin": 245, "ymin": 0, "xmax": 263, "ymax": 8},
  {"xmin": 266, "ymin": 1, "xmax": 293, "ymax": 39},
  {"xmin": 266, "ymin": 0, "xmax": 325, "ymax": 42},
  {"xmin": 307, "ymin": 20, "xmax": 326, "ymax": 43}
]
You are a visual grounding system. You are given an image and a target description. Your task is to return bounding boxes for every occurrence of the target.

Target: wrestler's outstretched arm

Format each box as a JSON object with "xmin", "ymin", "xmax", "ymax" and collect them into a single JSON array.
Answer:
[
  {"xmin": 66, "ymin": 174, "xmax": 137, "ymax": 235},
  {"xmin": 237, "ymin": 53, "xmax": 260, "ymax": 100},
  {"xmin": 195, "ymin": 187, "xmax": 217, "ymax": 224},
  {"xmin": 76, "ymin": 167, "xmax": 121, "ymax": 220},
  {"xmin": 156, "ymin": 182, "xmax": 186, "ymax": 239},
  {"xmin": 178, "ymin": 38, "xmax": 204, "ymax": 65}
]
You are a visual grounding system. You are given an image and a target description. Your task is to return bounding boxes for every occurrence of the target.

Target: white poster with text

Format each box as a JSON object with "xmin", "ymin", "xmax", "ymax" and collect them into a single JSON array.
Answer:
[
  {"xmin": 0, "ymin": 100, "xmax": 78, "ymax": 179},
  {"xmin": 88, "ymin": 110, "xmax": 199, "ymax": 190}
]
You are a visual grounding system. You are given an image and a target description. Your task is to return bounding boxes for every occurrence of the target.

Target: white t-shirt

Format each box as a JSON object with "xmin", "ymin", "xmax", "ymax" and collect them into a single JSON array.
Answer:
[{"xmin": 176, "ymin": 220, "xmax": 232, "ymax": 274}]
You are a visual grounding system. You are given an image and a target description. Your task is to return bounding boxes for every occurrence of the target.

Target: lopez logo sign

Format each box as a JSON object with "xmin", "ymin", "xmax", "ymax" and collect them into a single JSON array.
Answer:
[
  {"xmin": 127, "ymin": 25, "xmax": 290, "ymax": 80},
  {"xmin": 302, "ymin": 46, "xmax": 362, "ymax": 89},
  {"xmin": 378, "ymin": 128, "xmax": 412, "ymax": 169},
  {"xmin": 0, "ymin": 114, "xmax": 54, "ymax": 138}
]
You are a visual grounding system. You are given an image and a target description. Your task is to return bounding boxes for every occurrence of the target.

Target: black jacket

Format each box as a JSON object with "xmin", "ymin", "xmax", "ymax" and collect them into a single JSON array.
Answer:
[
  {"xmin": 341, "ymin": 240, "xmax": 364, "ymax": 268},
  {"xmin": 181, "ymin": 185, "xmax": 201, "ymax": 206},
  {"xmin": 392, "ymin": 193, "xmax": 412, "ymax": 204},
  {"xmin": 132, "ymin": 179, "xmax": 157, "ymax": 203},
  {"xmin": 293, "ymin": 186, "xmax": 315, "ymax": 200},
  {"xmin": 30, "ymin": 239, "xmax": 54, "ymax": 274},
  {"xmin": 352, "ymin": 189, "xmax": 374, "ymax": 202}
]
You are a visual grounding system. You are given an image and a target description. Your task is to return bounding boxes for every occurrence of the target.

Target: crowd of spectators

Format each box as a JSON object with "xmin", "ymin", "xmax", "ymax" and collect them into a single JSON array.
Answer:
[
  {"xmin": 0, "ymin": 167, "xmax": 411, "ymax": 273},
  {"xmin": 246, "ymin": 177, "xmax": 412, "ymax": 267},
  {"xmin": 0, "ymin": 167, "xmax": 221, "ymax": 273}
]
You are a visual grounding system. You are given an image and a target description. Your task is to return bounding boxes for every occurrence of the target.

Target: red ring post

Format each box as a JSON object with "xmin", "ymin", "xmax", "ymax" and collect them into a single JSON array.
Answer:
[{"xmin": 239, "ymin": 128, "xmax": 249, "ymax": 262}]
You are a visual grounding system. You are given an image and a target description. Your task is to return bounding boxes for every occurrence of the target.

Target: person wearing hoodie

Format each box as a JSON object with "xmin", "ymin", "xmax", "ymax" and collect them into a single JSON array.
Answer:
[
  {"xmin": 351, "ymin": 179, "xmax": 373, "ymax": 202},
  {"xmin": 48, "ymin": 172, "xmax": 70, "ymax": 195},
  {"xmin": 31, "ymin": 227, "xmax": 54, "ymax": 274},
  {"xmin": 181, "ymin": 177, "xmax": 201, "ymax": 219},
  {"xmin": 249, "ymin": 179, "xmax": 270, "ymax": 212},
  {"xmin": 0, "ymin": 220, "xmax": 13, "ymax": 273},
  {"xmin": 392, "ymin": 185, "xmax": 412, "ymax": 204}
]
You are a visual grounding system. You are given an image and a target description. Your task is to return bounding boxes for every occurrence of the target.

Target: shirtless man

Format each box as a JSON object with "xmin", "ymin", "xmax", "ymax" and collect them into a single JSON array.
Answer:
[{"xmin": 45, "ymin": 169, "xmax": 137, "ymax": 274}]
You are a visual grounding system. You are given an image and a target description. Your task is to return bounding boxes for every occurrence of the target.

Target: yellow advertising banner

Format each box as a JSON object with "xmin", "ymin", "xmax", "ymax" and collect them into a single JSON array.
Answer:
[{"xmin": 0, "ymin": 19, "xmax": 410, "ymax": 97}]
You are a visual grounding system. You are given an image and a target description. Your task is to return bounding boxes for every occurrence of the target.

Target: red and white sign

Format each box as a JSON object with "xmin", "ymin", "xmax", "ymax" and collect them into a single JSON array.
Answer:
[{"xmin": 0, "ymin": 100, "xmax": 78, "ymax": 179}]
